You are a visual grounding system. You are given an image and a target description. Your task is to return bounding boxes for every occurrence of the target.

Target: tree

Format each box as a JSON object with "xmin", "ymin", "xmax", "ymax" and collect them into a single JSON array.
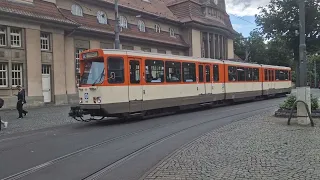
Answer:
[
  {"xmin": 233, "ymin": 33, "xmax": 246, "ymax": 60},
  {"xmin": 246, "ymin": 29, "xmax": 268, "ymax": 64},
  {"xmin": 265, "ymin": 36, "xmax": 293, "ymax": 67},
  {"xmin": 255, "ymin": 0, "xmax": 320, "ymax": 85}
]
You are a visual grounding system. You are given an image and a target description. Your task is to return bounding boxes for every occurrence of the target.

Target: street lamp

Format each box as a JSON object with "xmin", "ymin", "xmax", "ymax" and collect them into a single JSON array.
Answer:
[{"xmin": 114, "ymin": 0, "xmax": 120, "ymax": 49}]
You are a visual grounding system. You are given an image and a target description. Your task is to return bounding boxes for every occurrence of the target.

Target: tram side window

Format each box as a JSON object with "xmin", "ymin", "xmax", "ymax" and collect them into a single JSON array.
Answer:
[
  {"xmin": 264, "ymin": 69, "xmax": 268, "ymax": 81},
  {"xmin": 288, "ymin": 71, "xmax": 291, "ymax": 80},
  {"xmin": 205, "ymin": 65, "xmax": 211, "ymax": 82},
  {"xmin": 182, "ymin": 62, "xmax": 196, "ymax": 82},
  {"xmin": 245, "ymin": 68, "xmax": 252, "ymax": 81},
  {"xmin": 129, "ymin": 60, "xmax": 140, "ymax": 84},
  {"xmin": 108, "ymin": 57, "xmax": 124, "ymax": 84},
  {"xmin": 252, "ymin": 68, "xmax": 259, "ymax": 81},
  {"xmin": 237, "ymin": 67, "xmax": 245, "ymax": 81},
  {"xmin": 165, "ymin": 61, "xmax": 181, "ymax": 82},
  {"xmin": 284, "ymin": 70, "xmax": 289, "ymax": 80},
  {"xmin": 228, "ymin": 66, "xmax": 237, "ymax": 81},
  {"xmin": 198, "ymin": 65, "xmax": 204, "ymax": 82},
  {"xmin": 213, "ymin": 65, "xmax": 219, "ymax": 82},
  {"xmin": 145, "ymin": 60, "xmax": 164, "ymax": 83}
]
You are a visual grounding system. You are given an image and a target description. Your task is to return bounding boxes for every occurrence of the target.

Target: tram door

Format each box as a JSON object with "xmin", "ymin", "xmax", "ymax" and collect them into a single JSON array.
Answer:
[
  {"xmin": 204, "ymin": 64, "xmax": 212, "ymax": 94},
  {"xmin": 128, "ymin": 58, "xmax": 143, "ymax": 112},
  {"xmin": 198, "ymin": 65, "xmax": 206, "ymax": 95}
]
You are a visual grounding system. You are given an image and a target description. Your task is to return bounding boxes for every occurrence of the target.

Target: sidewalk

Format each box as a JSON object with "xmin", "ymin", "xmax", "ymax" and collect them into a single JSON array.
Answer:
[
  {"xmin": 142, "ymin": 110, "xmax": 320, "ymax": 180},
  {"xmin": 0, "ymin": 105, "xmax": 79, "ymax": 135}
]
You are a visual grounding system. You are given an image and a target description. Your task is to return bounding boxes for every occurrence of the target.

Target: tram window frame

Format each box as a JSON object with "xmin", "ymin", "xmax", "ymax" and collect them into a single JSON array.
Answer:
[
  {"xmin": 145, "ymin": 59, "xmax": 164, "ymax": 83},
  {"xmin": 268, "ymin": 70, "xmax": 272, "ymax": 81},
  {"xmin": 252, "ymin": 68, "xmax": 259, "ymax": 81},
  {"xmin": 205, "ymin": 65, "xmax": 211, "ymax": 82},
  {"xmin": 245, "ymin": 68, "xmax": 252, "ymax": 81},
  {"xmin": 198, "ymin": 65, "xmax": 204, "ymax": 83},
  {"xmin": 165, "ymin": 61, "xmax": 181, "ymax": 82},
  {"xmin": 264, "ymin": 69, "xmax": 268, "ymax": 81},
  {"xmin": 213, "ymin": 64, "xmax": 219, "ymax": 82},
  {"xmin": 107, "ymin": 57, "xmax": 125, "ymax": 84},
  {"xmin": 237, "ymin": 67, "xmax": 245, "ymax": 81},
  {"xmin": 228, "ymin": 66, "xmax": 237, "ymax": 81},
  {"xmin": 182, "ymin": 62, "xmax": 196, "ymax": 82},
  {"xmin": 129, "ymin": 60, "xmax": 140, "ymax": 84}
]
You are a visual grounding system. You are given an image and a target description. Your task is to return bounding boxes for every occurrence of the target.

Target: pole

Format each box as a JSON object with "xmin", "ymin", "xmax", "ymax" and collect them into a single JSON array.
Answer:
[
  {"xmin": 298, "ymin": 0, "xmax": 307, "ymax": 87},
  {"xmin": 314, "ymin": 59, "xmax": 317, "ymax": 88},
  {"xmin": 114, "ymin": 0, "xmax": 120, "ymax": 49}
]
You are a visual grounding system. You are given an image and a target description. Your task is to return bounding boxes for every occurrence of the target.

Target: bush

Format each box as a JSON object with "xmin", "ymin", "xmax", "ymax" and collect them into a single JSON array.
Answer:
[{"xmin": 280, "ymin": 94, "xmax": 319, "ymax": 110}]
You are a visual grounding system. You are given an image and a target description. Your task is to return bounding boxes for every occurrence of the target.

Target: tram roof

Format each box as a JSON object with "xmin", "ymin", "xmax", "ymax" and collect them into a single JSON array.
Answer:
[{"xmin": 101, "ymin": 49, "xmax": 290, "ymax": 69}]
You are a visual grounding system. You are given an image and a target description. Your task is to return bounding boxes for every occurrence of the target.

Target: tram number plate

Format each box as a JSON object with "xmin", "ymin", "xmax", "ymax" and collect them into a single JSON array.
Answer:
[{"xmin": 84, "ymin": 93, "xmax": 89, "ymax": 100}]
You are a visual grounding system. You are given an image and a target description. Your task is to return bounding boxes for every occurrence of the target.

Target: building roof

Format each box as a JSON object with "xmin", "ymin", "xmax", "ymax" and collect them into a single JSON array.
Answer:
[
  {"xmin": 0, "ymin": 0, "xmax": 77, "ymax": 25},
  {"xmin": 97, "ymin": 0, "xmax": 179, "ymax": 22},
  {"xmin": 59, "ymin": 9, "xmax": 189, "ymax": 47}
]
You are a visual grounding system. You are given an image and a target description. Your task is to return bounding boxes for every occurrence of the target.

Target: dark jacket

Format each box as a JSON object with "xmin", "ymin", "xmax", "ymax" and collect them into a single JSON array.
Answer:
[{"xmin": 17, "ymin": 89, "xmax": 26, "ymax": 103}]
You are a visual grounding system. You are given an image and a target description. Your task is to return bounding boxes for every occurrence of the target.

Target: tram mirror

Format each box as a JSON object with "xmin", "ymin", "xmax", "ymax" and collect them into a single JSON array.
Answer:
[{"xmin": 110, "ymin": 72, "xmax": 115, "ymax": 79}]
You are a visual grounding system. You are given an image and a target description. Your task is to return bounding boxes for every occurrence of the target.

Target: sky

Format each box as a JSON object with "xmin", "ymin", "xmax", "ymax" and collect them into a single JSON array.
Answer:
[{"xmin": 225, "ymin": 0, "xmax": 271, "ymax": 37}]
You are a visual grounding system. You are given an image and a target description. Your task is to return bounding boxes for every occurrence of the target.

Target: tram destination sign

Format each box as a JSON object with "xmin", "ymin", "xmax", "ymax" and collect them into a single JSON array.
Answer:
[{"xmin": 82, "ymin": 51, "xmax": 99, "ymax": 59}]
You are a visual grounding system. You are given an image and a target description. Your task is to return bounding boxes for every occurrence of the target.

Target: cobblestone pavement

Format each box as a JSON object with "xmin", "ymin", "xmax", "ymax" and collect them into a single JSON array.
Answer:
[
  {"xmin": 142, "ymin": 110, "xmax": 320, "ymax": 180},
  {"xmin": 0, "ymin": 105, "xmax": 79, "ymax": 135}
]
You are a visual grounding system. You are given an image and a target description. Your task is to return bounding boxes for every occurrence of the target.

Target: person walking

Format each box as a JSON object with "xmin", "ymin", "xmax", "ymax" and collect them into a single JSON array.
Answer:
[
  {"xmin": 0, "ymin": 97, "xmax": 8, "ymax": 130},
  {"xmin": 15, "ymin": 85, "xmax": 28, "ymax": 119}
]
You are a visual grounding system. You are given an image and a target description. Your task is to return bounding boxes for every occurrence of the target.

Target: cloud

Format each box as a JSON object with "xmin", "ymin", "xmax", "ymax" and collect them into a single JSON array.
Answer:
[{"xmin": 225, "ymin": 0, "xmax": 270, "ymax": 16}]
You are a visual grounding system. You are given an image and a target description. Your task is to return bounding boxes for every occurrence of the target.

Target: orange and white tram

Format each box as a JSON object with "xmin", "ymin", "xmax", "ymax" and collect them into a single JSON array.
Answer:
[{"xmin": 69, "ymin": 49, "xmax": 292, "ymax": 121}]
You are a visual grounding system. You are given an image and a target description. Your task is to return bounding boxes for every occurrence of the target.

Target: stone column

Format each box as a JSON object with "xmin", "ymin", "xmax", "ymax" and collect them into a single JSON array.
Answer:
[
  {"xmin": 64, "ymin": 36, "xmax": 77, "ymax": 103},
  {"xmin": 53, "ymin": 33, "xmax": 67, "ymax": 105},
  {"xmin": 25, "ymin": 28, "xmax": 44, "ymax": 105}
]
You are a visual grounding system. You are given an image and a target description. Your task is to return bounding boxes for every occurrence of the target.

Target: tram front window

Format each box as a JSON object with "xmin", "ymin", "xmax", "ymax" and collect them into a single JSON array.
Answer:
[{"xmin": 80, "ymin": 60, "xmax": 105, "ymax": 85}]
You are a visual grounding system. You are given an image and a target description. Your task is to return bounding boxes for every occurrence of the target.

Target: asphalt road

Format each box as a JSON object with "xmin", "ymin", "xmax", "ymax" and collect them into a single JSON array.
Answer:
[{"xmin": 0, "ymin": 97, "xmax": 285, "ymax": 180}]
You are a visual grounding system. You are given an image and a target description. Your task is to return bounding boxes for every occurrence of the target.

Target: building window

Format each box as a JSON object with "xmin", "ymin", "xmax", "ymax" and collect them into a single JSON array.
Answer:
[
  {"xmin": 40, "ymin": 33, "xmax": 50, "ymax": 51},
  {"xmin": 71, "ymin": 4, "xmax": 83, "ymax": 16},
  {"xmin": 157, "ymin": 49, "xmax": 166, "ymax": 54},
  {"xmin": 172, "ymin": 51, "xmax": 179, "ymax": 55},
  {"xmin": 119, "ymin": 16, "xmax": 128, "ymax": 30},
  {"xmin": 0, "ymin": 63, "xmax": 8, "ymax": 87},
  {"xmin": 10, "ymin": 28, "xmax": 21, "ymax": 47},
  {"xmin": 75, "ymin": 48, "xmax": 86, "ymax": 86},
  {"xmin": 0, "ymin": 27, "xmax": 6, "ymax": 46},
  {"xmin": 155, "ymin": 24, "xmax": 161, "ymax": 33},
  {"xmin": 122, "ymin": 45, "xmax": 133, "ymax": 50},
  {"xmin": 12, "ymin": 63, "xmax": 23, "ymax": 87},
  {"xmin": 97, "ymin": 11, "xmax": 108, "ymax": 24},
  {"xmin": 169, "ymin": 28, "xmax": 175, "ymax": 37},
  {"xmin": 141, "ymin": 47, "xmax": 151, "ymax": 52},
  {"xmin": 137, "ymin": 20, "xmax": 145, "ymax": 32}
]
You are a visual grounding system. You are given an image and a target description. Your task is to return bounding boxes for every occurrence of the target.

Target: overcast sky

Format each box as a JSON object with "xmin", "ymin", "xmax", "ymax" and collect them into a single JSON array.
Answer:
[{"xmin": 225, "ymin": 0, "xmax": 271, "ymax": 37}]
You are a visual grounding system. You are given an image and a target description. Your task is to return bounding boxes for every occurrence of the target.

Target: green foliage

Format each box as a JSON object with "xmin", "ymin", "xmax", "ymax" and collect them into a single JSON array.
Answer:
[
  {"xmin": 280, "ymin": 94, "xmax": 319, "ymax": 110},
  {"xmin": 255, "ymin": 0, "xmax": 320, "ymax": 56}
]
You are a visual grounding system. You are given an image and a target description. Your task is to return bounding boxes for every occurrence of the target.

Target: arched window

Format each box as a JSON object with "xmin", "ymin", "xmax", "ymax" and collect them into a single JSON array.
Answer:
[
  {"xmin": 154, "ymin": 24, "xmax": 161, "ymax": 33},
  {"xmin": 71, "ymin": 4, "xmax": 83, "ymax": 16},
  {"xmin": 119, "ymin": 16, "xmax": 128, "ymax": 30},
  {"xmin": 137, "ymin": 20, "xmax": 145, "ymax": 32},
  {"xmin": 169, "ymin": 28, "xmax": 175, "ymax": 37},
  {"xmin": 97, "ymin": 11, "xmax": 108, "ymax": 24}
]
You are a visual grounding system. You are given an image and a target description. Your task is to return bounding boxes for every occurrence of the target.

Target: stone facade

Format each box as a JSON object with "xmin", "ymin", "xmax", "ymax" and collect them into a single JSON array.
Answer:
[{"xmin": 0, "ymin": 0, "xmax": 237, "ymax": 108}]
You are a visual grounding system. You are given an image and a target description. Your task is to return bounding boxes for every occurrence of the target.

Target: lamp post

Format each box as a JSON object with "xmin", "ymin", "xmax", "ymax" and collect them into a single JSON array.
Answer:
[
  {"xmin": 296, "ymin": 0, "xmax": 311, "ymax": 125},
  {"xmin": 114, "ymin": 0, "xmax": 120, "ymax": 49},
  {"xmin": 298, "ymin": 0, "xmax": 307, "ymax": 87}
]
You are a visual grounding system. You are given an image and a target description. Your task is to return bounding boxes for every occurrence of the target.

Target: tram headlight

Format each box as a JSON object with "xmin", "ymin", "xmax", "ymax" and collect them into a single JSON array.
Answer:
[
  {"xmin": 97, "ymin": 97, "xmax": 102, "ymax": 103},
  {"xmin": 79, "ymin": 97, "xmax": 83, "ymax": 103}
]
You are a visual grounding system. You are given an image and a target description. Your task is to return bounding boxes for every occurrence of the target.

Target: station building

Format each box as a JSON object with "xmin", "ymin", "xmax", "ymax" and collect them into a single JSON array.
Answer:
[{"xmin": 0, "ymin": 0, "xmax": 237, "ymax": 108}]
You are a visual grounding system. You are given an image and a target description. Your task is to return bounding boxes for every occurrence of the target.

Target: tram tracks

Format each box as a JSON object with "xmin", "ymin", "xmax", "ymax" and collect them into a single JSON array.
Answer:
[{"xmin": 0, "ymin": 102, "xmax": 279, "ymax": 180}]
